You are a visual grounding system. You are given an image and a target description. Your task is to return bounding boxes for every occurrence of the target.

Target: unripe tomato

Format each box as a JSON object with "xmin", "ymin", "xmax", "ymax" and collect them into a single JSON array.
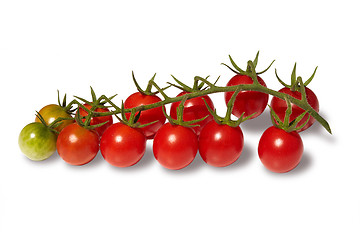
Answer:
[{"xmin": 19, "ymin": 122, "xmax": 57, "ymax": 161}]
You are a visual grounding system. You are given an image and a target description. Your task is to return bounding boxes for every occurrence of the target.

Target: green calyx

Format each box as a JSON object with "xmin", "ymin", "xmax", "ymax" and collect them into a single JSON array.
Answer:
[
  {"xmin": 275, "ymin": 63, "xmax": 318, "ymax": 92},
  {"xmin": 162, "ymin": 95, "xmax": 207, "ymax": 128},
  {"xmin": 167, "ymin": 75, "xmax": 220, "ymax": 93},
  {"xmin": 115, "ymin": 100, "xmax": 158, "ymax": 129},
  {"xmin": 203, "ymin": 87, "xmax": 254, "ymax": 128},
  {"xmin": 222, "ymin": 51, "xmax": 275, "ymax": 77},
  {"xmin": 57, "ymin": 90, "xmax": 76, "ymax": 115},
  {"xmin": 35, "ymin": 111, "xmax": 72, "ymax": 135},
  {"xmin": 269, "ymin": 96, "xmax": 310, "ymax": 132},
  {"xmin": 132, "ymin": 71, "xmax": 170, "ymax": 96}
]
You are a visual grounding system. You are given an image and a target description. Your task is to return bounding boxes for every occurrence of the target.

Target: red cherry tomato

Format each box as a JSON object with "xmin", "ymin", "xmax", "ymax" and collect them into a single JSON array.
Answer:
[
  {"xmin": 153, "ymin": 123, "xmax": 198, "ymax": 170},
  {"xmin": 224, "ymin": 75, "xmax": 268, "ymax": 119},
  {"xmin": 199, "ymin": 120, "xmax": 244, "ymax": 167},
  {"xmin": 77, "ymin": 103, "xmax": 113, "ymax": 136},
  {"xmin": 124, "ymin": 92, "xmax": 166, "ymax": 139},
  {"xmin": 270, "ymin": 87, "xmax": 319, "ymax": 132},
  {"xmin": 100, "ymin": 122, "xmax": 146, "ymax": 167},
  {"xmin": 170, "ymin": 92, "xmax": 214, "ymax": 135},
  {"xmin": 56, "ymin": 123, "xmax": 100, "ymax": 166},
  {"xmin": 258, "ymin": 126, "xmax": 303, "ymax": 173}
]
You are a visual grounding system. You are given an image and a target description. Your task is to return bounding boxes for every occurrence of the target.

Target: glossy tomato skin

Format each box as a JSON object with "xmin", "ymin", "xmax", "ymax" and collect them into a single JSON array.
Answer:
[
  {"xmin": 258, "ymin": 126, "xmax": 303, "ymax": 173},
  {"xmin": 18, "ymin": 122, "xmax": 57, "ymax": 161},
  {"xmin": 78, "ymin": 103, "xmax": 113, "ymax": 136},
  {"xmin": 56, "ymin": 123, "xmax": 100, "ymax": 166},
  {"xmin": 124, "ymin": 92, "xmax": 166, "ymax": 139},
  {"xmin": 100, "ymin": 122, "xmax": 146, "ymax": 167},
  {"xmin": 199, "ymin": 120, "xmax": 244, "ymax": 167},
  {"xmin": 170, "ymin": 92, "xmax": 214, "ymax": 135},
  {"xmin": 35, "ymin": 104, "xmax": 74, "ymax": 132},
  {"xmin": 153, "ymin": 123, "xmax": 198, "ymax": 170},
  {"xmin": 270, "ymin": 87, "xmax": 319, "ymax": 132},
  {"xmin": 224, "ymin": 75, "xmax": 268, "ymax": 119}
]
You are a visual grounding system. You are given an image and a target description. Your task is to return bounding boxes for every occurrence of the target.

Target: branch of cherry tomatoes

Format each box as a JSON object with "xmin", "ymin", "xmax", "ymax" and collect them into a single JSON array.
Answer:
[{"xmin": 18, "ymin": 52, "xmax": 331, "ymax": 173}]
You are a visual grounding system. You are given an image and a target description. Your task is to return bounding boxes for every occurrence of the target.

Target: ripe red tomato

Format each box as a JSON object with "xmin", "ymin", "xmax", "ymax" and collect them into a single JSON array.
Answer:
[
  {"xmin": 100, "ymin": 122, "xmax": 146, "ymax": 167},
  {"xmin": 258, "ymin": 126, "xmax": 303, "ymax": 173},
  {"xmin": 35, "ymin": 104, "xmax": 74, "ymax": 132},
  {"xmin": 77, "ymin": 103, "xmax": 113, "ymax": 136},
  {"xmin": 270, "ymin": 87, "xmax": 319, "ymax": 132},
  {"xmin": 170, "ymin": 92, "xmax": 214, "ymax": 135},
  {"xmin": 153, "ymin": 123, "xmax": 198, "ymax": 170},
  {"xmin": 199, "ymin": 120, "xmax": 244, "ymax": 167},
  {"xmin": 224, "ymin": 75, "xmax": 268, "ymax": 119},
  {"xmin": 57, "ymin": 123, "xmax": 100, "ymax": 166},
  {"xmin": 124, "ymin": 92, "xmax": 166, "ymax": 139}
]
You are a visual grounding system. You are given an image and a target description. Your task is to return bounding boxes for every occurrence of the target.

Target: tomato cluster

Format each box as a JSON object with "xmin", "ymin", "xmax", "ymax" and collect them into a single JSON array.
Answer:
[{"xmin": 19, "ymin": 53, "xmax": 328, "ymax": 173}]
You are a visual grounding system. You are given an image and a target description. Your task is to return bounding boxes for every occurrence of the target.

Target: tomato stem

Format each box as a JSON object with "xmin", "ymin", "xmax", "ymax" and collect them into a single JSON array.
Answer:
[{"xmin": 57, "ymin": 55, "xmax": 331, "ymax": 134}]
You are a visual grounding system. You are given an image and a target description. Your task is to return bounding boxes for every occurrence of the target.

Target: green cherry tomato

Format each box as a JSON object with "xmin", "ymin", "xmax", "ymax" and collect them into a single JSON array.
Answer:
[{"xmin": 18, "ymin": 122, "xmax": 57, "ymax": 161}]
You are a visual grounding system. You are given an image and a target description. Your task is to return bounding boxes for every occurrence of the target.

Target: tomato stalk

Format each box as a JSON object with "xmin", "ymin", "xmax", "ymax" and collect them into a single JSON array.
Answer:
[
  {"xmin": 203, "ymin": 87, "xmax": 254, "ymax": 127},
  {"xmin": 53, "ymin": 54, "xmax": 331, "ymax": 134},
  {"xmin": 83, "ymin": 74, "xmax": 331, "ymax": 134}
]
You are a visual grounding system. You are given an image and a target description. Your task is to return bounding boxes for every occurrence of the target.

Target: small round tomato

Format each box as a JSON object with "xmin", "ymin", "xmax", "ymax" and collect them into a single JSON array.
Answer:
[
  {"xmin": 19, "ymin": 122, "xmax": 57, "ymax": 161},
  {"xmin": 77, "ymin": 103, "xmax": 113, "ymax": 136},
  {"xmin": 224, "ymin": 75, "xmax": 268, "ymax": 119},
  {"xmin": 153, "ymin": 123, "xmax": 198, "ymax": 170},
  {"xmin": 170, "ymin": 92, "xmax": 214, "ymax": 135},
  {"xmin": 258, "ymin": 126, "xmax": 303, "ymax": 173},
  {"xmin": 100, "ymin": 122, "xmax": 146, "ymax": 167},
  {"xmin": 35, "ymin": 104, "xmax": 74, "ymax": 132},
  {"xmin": 270, "ymin": 87, "xmax": 319, "ymax": 132},
  {"xmin": 199, "ymin": 120, "xmax": 244, "ymax": 167},
  {"xmin": 124, "ymin": 92, "xmax": 166, "ymax": 139},
  {"xmin": 56, "ymin": 123, "xmax": 100, "ymax": 166}
]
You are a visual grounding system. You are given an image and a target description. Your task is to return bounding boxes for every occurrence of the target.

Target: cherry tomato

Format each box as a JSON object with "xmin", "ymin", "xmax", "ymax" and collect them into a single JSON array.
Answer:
[
  {"xmin": 35, "ymin": 104, "xmax": 74, "ymax": 132},
  {"xmin": 18, "ymin": 122, "xmax": 57, "ymax": 161},
  {"xmin": 199, "ymin": 120, "xmax": 244, "ymax": 167},
  {"xmin": 56, "ymin": 123, "xmax": 100, "ymax": 166},
  {"xmin": 124, "ymin": 92, "xmax": 166, "ymax": 139},
  {"xmin": 258, "ymin": 126, "xmax": 303, "ymax": 173},
  {"xmin": 153, "ymin": 123, "xmax": 198, "ymax": 170},
  {"xmin": 224, "ymin": 75, "xmax": 268, "ymax": 119},
  {"xmin": 100, "ymin": 122, "xmax": 146, "ymax": 167},
  {"xmin": 270, "ymin": 87, "xmax": 319, "ymax": 132},
  {"xmin": 170, "ymin": 92, "xmax": 214, "ymax": 135},
  {"xmin": 77, "ymin": 103, "xmax": 113, "ymax": 136}
]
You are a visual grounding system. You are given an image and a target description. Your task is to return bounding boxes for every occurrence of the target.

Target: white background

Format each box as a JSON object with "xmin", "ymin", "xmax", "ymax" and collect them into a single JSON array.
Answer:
[{"xmin": 1, "ymin": 1, "xmax": 359, "ymax": 239}]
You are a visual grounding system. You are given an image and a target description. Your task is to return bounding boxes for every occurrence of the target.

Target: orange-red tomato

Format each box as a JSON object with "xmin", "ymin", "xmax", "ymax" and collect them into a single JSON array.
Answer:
[
  {"xmin": 36, "ymin": 104, "xmax": 74, "ymax": 132},
  {"xmin": 57, "ymin": 123, "xmax": 100, "ymax": 166}
]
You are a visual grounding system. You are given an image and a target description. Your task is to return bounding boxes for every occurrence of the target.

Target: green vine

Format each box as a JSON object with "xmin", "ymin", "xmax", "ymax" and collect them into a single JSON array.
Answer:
[{"xmin": 57, "ymin": 55, "xmax": 331, "ymax": 134}]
